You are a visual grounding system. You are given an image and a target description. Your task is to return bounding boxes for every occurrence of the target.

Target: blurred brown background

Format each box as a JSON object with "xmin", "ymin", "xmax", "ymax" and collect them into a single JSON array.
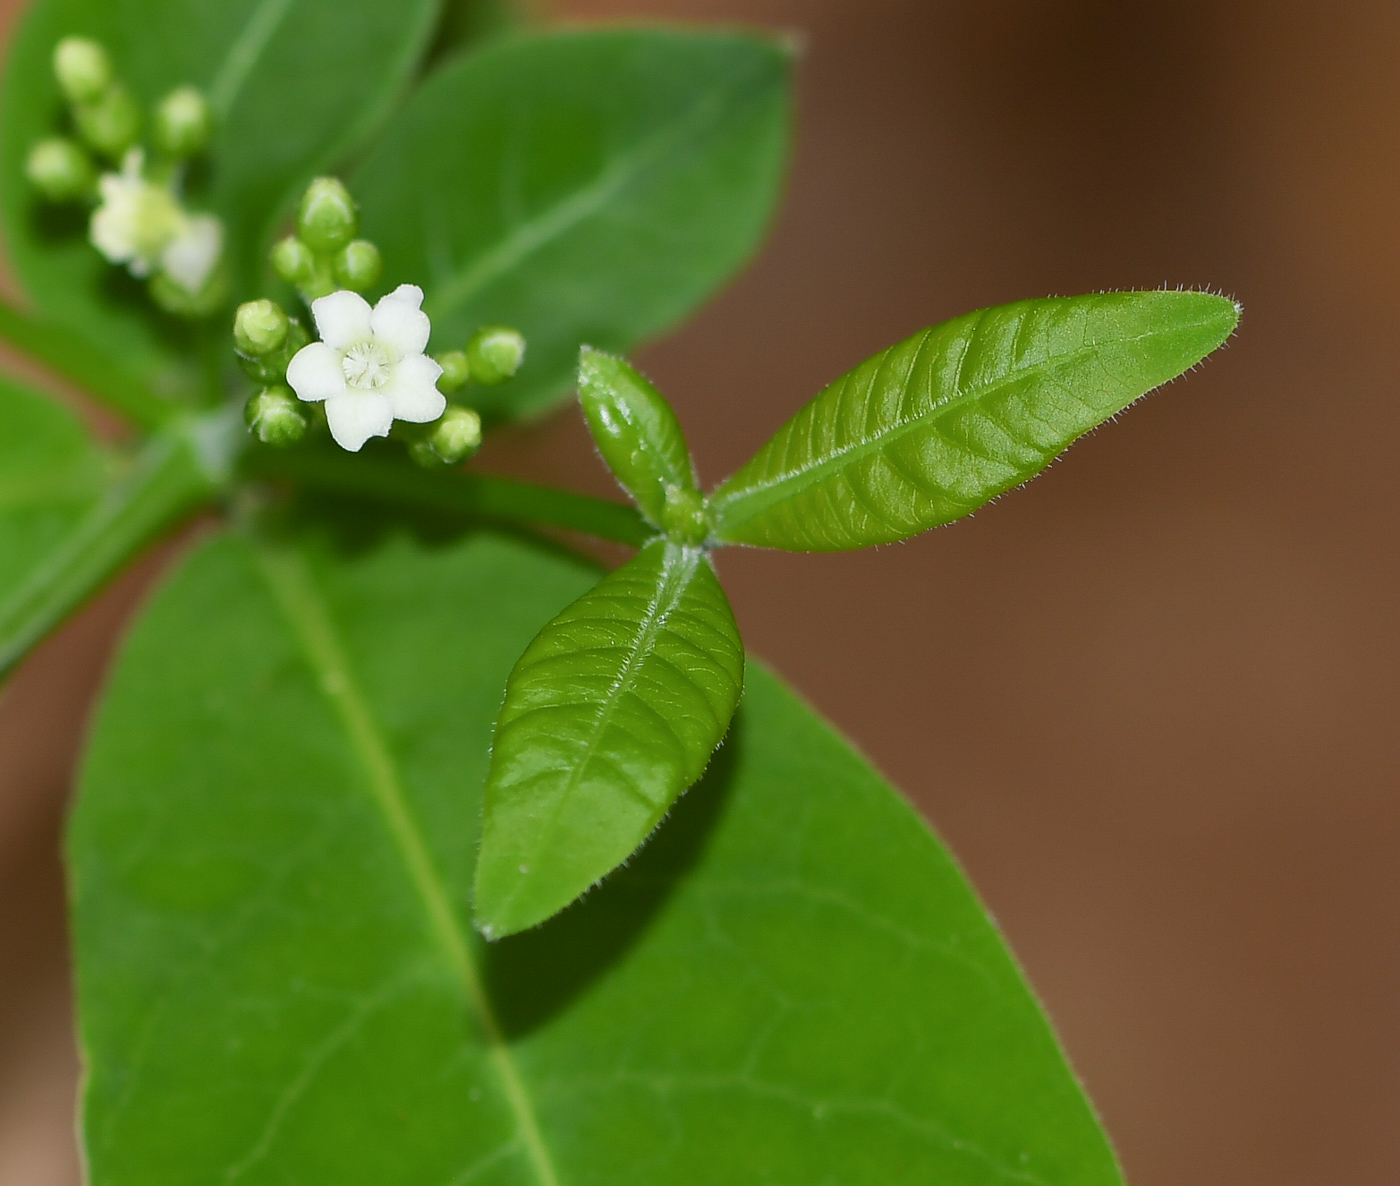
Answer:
[{"xmin": 3, "ymin": 0, "xmax": 1398, "ymax": 1183}]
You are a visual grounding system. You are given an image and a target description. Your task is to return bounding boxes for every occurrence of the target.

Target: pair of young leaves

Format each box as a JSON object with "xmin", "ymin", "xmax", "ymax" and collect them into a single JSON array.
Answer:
[{"xmin": 476, "ymin": 287, "xmax": 1240, "ymax": 937}]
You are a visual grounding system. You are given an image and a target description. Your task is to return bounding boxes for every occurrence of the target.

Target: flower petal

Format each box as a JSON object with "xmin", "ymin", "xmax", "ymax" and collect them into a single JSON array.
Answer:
[
  {"xmin": 160, "ymin": 214, "xmax": 222, "ymax": 293},
  {"xmin": 369, "ymin": 284, "xmax": 430, "ymax": 358},
  {"xmin": 324, "ymin": 392, "xmax": 394, "ymax": 452},
  {"xmin": 285, "ymin": 342, "xmax": 346, "ymax": 403},
  {"xmin": 385, "ymin": 353, "xmax": 445, "ymax": 423},
  {"xmin": 312, "ymin": 290, "xmax": 372, "ymax": 349}
]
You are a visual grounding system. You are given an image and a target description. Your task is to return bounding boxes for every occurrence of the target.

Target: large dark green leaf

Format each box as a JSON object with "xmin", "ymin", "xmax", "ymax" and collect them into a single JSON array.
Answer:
[
  {"xmin": 709, "ymin": 290, "xmax": 1240, "ymax": 550},
  {"xmin": 0, "ymin": 374, "xmax": 104, "ymax": 669},
  {"xmin": 475, "ymin": 537, "xmax": 742, "ymax": 938},
  {"xmin": 352, "ymin": 30, "xmax": 790, "ymax": 420},
  {"xmin": 72, "ymin": 524, "xmax": 1123, "ymax": 1185},
  {"xmin": 0, "ymin": 0, "xmax": 441, "ymax": 396}
]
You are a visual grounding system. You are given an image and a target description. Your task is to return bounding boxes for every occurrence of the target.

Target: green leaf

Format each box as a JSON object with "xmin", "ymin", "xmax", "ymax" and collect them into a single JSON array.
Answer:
[
  {"xmin": 0, "ymin": 0, "xmax": 442, "ymax": 396},
  {"xmin": 577, "ymin": 347, "xmax": 695, "ymax": 527},
  {"xmin": 709, "ymin": 290, "xmax": 1240, "ymax": 551},
  {"xmin": 73, "ymin": 524, "xmax": 1123, "ymax": 1185},
  {"xmin": 475, "ymin": 537, "xmax": 742, "ymax": 937},
  {"xmin": 353, "ymin": 29, "xmax": 790, "ymax": 420},
  {"xmin": 0, "ymin": 374, "xmax": 104, "ymax": 667},
  {"xmin": 0, "ymin": 404, "xmax": 227, "ymax": 678}
]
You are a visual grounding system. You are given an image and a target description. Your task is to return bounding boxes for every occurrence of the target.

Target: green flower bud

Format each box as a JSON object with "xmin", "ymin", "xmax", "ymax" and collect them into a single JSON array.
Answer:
[
  {"xmin": 661, "ymin": 484, "xmax": 709, "ymax": 546},
  {"xmin": 270, "ymin": 235, "xmax": 316, "ymax": 288},
  {"xmin": 245, "ymin": 385, "xmax": 309, "ymax": 446},
  {"xmin": 465, "ymin": 326, "xmax": 525, "ymax": 386},
  {"xmin": 234, "ymin": 299, "xmax": 289, "ymax": 357},
  {"xmin": 428, "ymin": 406, "xmax": 482, "ymax": 464},
  {"xmin": 153, "ymin": 86, "xmax": 211, "ymax": 157},
  {"xmin": 331, "ymin": 239, "xmax": 382, "ymax": 291},
  {"xmin": 148, "ymin": 265, "xmax": 228, "ymax": 319},
  {"xmin": 407, "ymin": 438, "xmax": 440, "ymax": 468},
  {"xmin": 237, "ymin": 317, "xmax": 308, "ymax": 384},
  {"xmin": 25, "ymin": 137, "xmax": 95, "ymax": 201},
  {"xmin": 75, "ymin": 84, "xmax": 141, "ymax": 159},
  {"xmin": 296, "ymin": 177, "xmax": 357, "ymax": 254},
  {"xmin": 53, "ymin": 37, "xmax": 111, "ymax": 104},
  {"xmin": 434, "ymin": 350, "xmax": 470, "ymax": 393}
]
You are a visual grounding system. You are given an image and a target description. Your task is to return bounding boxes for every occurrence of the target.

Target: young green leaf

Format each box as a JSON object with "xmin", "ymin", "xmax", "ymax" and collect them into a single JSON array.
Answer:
[
  {"xmin": 475, "ymin": 537, "xmax": 743, "ymax": 937},
  {"xmin": 353, "ymin": 29, "xmax": 791, "ymax": 420},
  {"xmin": 0, "ymin": 0, "xmax": 441, "ymax": 393},
  {"xmin": 709, "ymin": 290, "xmax": 1240, "ymax": 551},
  {"xmin": 578, "ymin": 347, "xmax": 696, "ymax": 528},
  {"xmin": 73, "ymin": 526, "xmax": 1124, "ymax": 1186}
]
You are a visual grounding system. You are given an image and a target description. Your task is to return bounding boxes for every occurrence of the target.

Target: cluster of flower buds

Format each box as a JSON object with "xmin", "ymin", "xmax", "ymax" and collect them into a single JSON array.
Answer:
[
  {"xmin": 24, "ymin": 37, "xmax": 223, "ymax": 317},
  {"xmin": 406, "ymin": 325, "xmax": 526, "ymax": 467},
  {"xmin": 270, "ymin": 178, "xmax": 382, "ymax": 304},
  {"xmin": 234, "ymin": 299, "xmax": 313, "ymax": 446},
  {"xmin": 241, "ymin": 177, "xmax": 525, "ymax": 462}
]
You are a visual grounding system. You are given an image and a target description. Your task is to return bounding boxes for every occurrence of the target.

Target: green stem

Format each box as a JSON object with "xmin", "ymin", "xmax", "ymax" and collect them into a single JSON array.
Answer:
[
  {"xmin": 0, "ymin": 298, "xmax": 172, "ymax": 431},
  {"xmin": 244, "ymin": 447, "xmax": 653, "ymax": 548},
  {"xmin": 0, "ymin": 416, "xmax": 227, "ymax": 676}
]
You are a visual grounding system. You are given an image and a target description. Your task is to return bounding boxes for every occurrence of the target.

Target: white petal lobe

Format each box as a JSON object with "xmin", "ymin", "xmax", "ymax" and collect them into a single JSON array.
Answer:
[
  {"xmin": 285, "ymin": 342, "xmax": 347, "ymax": 403},
  {"xmin": 385, "ymin": 353, "xmax": 446, "ymax": 423},
  {"xmin": 325, "ymin": 393, "xmax": 394, "ymax": 451},
  {"xmin": 370, "ymin": 285, "xmax": 431, "ymax": 357},
  {"xmin": 312, "ymin": 290, "xmax": 373, "ymax": 349}
]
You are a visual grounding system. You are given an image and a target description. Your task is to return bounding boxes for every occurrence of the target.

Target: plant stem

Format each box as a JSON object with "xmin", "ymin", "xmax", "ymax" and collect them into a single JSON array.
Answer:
[
  {"xmin": 0, "ymin": 415, "xmax": 228, "ymax": 677},
  {"xmin": 244, "ymin": 447, "xmax": 654, "ymax": 548},
  {"xmin": 0, "ymin": 298, "xmax": 172, "ymax": 431}
]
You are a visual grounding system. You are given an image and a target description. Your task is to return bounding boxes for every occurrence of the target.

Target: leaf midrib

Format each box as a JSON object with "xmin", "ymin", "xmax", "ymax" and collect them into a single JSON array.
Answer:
[
  {"xmin": 254, "ymin": 540, "xmax": 561, "ymax": 1186},
  {"xmin": 209, "ymin": 0, "xmax": 298, "ymax": 117},
  {"xmin": 709, "ymin": 319, "xmax": 1211, "ymax": 533},
  {"xmin": 497, "ymin": 542, "xmax": 700, "ymax": 914},
  {"xmin": 423, "ymin": 57, "xmax": 776, "ymax": 319}
]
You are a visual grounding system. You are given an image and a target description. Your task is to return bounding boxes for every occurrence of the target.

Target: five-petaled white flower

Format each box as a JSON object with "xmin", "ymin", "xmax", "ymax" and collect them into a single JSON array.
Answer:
[
  {"xmin": 285, "ymin": 285, "xmax": 445, "ymax": 452},
  {"xmin": 90, "ymin": 149, "xmax": 222, "ymax": 293}
]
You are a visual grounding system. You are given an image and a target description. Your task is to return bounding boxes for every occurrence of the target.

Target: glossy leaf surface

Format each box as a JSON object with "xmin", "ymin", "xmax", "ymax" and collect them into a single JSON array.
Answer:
[
  {"xmin": 0, "ymin": 0, "xmax": 441, "ymax": 396},
  {"xmin": 353, "ymin": 30, "xmax": 790, "ymax": 419},
  {"xmin": 709, "ymin": 290, "xmax": 1240, "ymax": 550},
  {"xmin": 476, "ymin": 538, "xmax": 742, "ymax": 937},
  {"xmin": 74, "ymin": 525, "xmax": 1123, "ymax": 1186},
  {"xmin": 0, "ymin": 375, "xmax": 103, "ymax": 672},
  {"xmin": 577, "ymin": 347, "xmax": 695, "ymax": 527}
]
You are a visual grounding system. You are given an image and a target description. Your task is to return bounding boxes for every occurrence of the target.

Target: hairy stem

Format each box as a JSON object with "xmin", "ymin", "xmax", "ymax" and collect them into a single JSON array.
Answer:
[
  {"xmin": 0, "ymin": 299, "xmax": 172, "ymax": 431},
  {"xmin": 245, "ymin": 446, "xmax": 654, "ymax": 548}
]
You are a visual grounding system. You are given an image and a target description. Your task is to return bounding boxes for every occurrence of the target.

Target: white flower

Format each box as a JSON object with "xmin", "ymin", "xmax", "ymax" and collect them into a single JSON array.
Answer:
[
  {"xmin": 90, "ymin": 149, "xmax": 182, "ymax": 277},
  {"xmin": 160, "ymin": 214, "xmax": 222, "ymax": 294},
  {"xmin": 89, "ymin": 148, "xmax": 222, "ymax": 294},
  {"xmin": 285, "ymin": 285, "xmax": 445, "ymax": 452}
]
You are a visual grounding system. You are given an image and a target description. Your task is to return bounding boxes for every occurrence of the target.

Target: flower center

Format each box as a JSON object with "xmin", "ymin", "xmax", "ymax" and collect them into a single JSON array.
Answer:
[{"xmin": 342, "ymin": 342, "xmax": 392, "ymax": 390}]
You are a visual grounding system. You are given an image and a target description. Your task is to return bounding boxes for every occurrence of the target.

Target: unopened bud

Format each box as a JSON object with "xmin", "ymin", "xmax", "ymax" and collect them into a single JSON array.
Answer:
[
  {"xmin": 25, "ymin": 138, "xmax": 95, "ymax": 201},
  {"xmin": 237, "ymin": 316, "xmax": 308, "ymax": 384},
  {"xmin": 428, "ymin": 406, "xmax": 482, "ymax": 464},
  {"xmin": 465, "ymin": 326, "xmax": 525, "ymax": 386},
  {"xmin": 245, "ymin": 386, "xmax": 308, "ymax": 446},
  {"xmin": 661, "ymin": 484, "xmax": 709, "ymax": 546},
  {"xmin": 332, "ymin": 239, "xmax": 381, "ymax": 291},
  {"xmin": 54, "ymin": 37, "xmax": 111, "ymax": 104},
  {"xmin": 270, "ymin": 235, "xmax": 315, "ymax": 287},
  {"xmin": 148, "ymin": 266, "xmax": 227, "ymax": 319},
  {"xmin": 75, "ymin": 84, "xmax": 141, "ymax": 159},
  {"xmin": 234, "ymin": 299, "xmax": 288, "ymax": 357},
  {"xmin": 434, "ymin": 350, "xmax": 470, "ymax": 393},
  {"xmin": 296, "ymin": 177, "xmax": 357, "ymax": 254},
  {"xmin": 153, "ymin": 86, "xmax": 211, "ymax": 157}
]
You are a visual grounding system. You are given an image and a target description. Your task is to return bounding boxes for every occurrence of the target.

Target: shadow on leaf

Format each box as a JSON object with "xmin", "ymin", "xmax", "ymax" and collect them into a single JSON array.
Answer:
[{"xmin": 480, "ymin": 709, "xmax": 746, "ymax": 1040}]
